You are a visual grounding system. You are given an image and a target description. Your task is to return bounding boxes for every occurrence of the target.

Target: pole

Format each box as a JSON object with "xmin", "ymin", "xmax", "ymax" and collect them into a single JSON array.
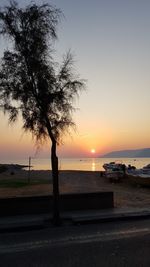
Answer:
[{"xmin": 28, "ymin": 156, "xmax": 31, "ymax": 184}]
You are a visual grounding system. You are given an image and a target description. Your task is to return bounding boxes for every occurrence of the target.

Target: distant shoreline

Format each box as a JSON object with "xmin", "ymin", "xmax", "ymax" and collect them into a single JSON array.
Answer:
[
  {"xmin": 101, "ymin": 148, "xmax": 150, "ymax": 158},
  {"xmin": 0, "ymin": 163, "xmax": 28, "ymax": 167},
  {"xmin": 0, "ymin": 164, "xmax": 29, "ymax": 172},
  {"xmin": 1, "ymin": 157, "xmax": 150, "ymax": 171}
]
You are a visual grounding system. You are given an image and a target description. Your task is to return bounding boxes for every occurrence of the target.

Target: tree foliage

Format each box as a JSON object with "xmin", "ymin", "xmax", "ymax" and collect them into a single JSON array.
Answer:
[{"xmin": 0, "ymin": 1, "xmax": 85, "ymax": 144}]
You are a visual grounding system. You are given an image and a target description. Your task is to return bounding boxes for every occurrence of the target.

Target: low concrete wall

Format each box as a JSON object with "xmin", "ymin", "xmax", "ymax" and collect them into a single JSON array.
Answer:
[
  {"xmin": 0, "ymin": 192, "xmax": 114, "ymax": 217},
  {"xmin": 59, "ymin": 192, "xmax": 114, "ymax": 211}
]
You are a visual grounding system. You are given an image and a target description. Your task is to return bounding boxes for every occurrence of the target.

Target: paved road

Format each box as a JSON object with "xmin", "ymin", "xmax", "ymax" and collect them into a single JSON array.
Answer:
[{"xmin": 0, "ymin": 218, "xmax": 150, "ymax": 266}]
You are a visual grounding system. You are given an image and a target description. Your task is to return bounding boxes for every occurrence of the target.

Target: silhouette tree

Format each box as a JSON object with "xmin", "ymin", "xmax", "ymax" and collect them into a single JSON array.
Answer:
[{"xmin": 0, "ymin": 1, "xmax": 85, "ymax": 225}]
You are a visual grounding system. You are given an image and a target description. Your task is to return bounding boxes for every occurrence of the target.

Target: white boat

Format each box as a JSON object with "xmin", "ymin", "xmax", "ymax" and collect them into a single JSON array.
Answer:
[
  {"xmin": 126, "ymin": 163, "xmax": 150, "ymax": 176},
  {"xmin": 105, "ymin": 169, "xmax": 124, "ymax": 182},
  {"xmin": 103, "ymin": 162, "xmax": 126, "ymax": 182},
  {"xmin": 142, "ymin": 164, "xmax": 150, "ymax": 175},
  {"xmin": 127, "ymin": 172, "xmax": 150, "ymax": 187},
  {"xmin": 103, "ymin": 161, "xmax": 125, "ymax": 171},
  {"xmin": 126, "ymin": 163, "xmax": 150, "ymax": 187}
]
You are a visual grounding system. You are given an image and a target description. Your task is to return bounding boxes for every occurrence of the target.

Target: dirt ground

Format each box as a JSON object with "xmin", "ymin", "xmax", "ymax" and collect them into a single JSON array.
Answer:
[{"xmin": 0, "ymin": 170, "xmax": 150, "ymax": 208}]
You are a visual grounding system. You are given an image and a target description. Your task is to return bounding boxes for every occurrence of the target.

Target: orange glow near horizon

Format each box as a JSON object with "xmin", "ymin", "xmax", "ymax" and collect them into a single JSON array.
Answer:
[
  {"xmin": 1, "ymin": 112, "xmax": 150, "ymax": 159},
  {"xmin": 1, "ymin": 128, "xmax": 150, "ymax": 159}
]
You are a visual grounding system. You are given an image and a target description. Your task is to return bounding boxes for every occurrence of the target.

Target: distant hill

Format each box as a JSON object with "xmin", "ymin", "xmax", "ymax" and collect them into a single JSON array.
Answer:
[{"xmin": 100, "ymin": 148, "xmax": 150, "ymax": 158}]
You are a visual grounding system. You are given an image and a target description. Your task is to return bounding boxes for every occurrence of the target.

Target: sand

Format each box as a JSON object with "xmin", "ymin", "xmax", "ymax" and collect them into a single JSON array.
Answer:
[{"xmin": 0, "ymin": 170, "xmax": 150, "ymax": 208}]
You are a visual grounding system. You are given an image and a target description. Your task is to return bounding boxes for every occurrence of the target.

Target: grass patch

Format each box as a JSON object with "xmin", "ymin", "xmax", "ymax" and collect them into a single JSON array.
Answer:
[{"xmin": 0, "ymin": 179, "xmax": 50, "ymax": 188}]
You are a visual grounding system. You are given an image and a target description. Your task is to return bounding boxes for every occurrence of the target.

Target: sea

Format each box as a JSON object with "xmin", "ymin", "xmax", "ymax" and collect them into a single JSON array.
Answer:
[{"xmin": 1, "ymin": 157, "xmax": 150, "ymax": 171}]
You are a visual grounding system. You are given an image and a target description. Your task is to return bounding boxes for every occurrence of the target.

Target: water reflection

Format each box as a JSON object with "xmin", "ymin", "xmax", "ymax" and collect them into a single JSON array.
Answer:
[{"xmin": 91, "ymin": 159, "xmax": 96, "ymax": 171}]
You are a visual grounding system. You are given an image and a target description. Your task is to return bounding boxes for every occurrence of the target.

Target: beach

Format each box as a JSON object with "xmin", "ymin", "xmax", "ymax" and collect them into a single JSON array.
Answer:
[{"xmin": 0, "ymin": 169, "xmax": 150, "ymax": 209}]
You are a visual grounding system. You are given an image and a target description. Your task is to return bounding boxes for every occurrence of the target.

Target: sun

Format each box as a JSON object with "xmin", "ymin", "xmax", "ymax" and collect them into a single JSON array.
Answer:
[{"xmin": 91, "ymin": 149, "xmax": 96, "ymax": 154}]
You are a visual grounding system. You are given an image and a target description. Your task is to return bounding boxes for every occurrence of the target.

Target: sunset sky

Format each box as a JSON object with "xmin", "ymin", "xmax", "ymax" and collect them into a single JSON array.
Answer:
[{"xmin": 0, "ymin": 0, "xmax": 150, "ymax": 159}]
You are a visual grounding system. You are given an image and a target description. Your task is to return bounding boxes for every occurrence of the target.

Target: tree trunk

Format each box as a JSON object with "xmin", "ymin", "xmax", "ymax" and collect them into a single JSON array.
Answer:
[{"xmin": 51, "ymin": 139, "xmax": 61, "ymax": 226}]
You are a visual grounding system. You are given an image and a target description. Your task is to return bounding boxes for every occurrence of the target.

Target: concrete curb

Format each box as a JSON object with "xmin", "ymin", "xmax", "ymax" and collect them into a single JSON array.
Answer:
[
  {"xmin": 0, "ymin": 208, "xmax": 150, "ymax": 232},
  {"xmin": 71, "ymin": 210, "xmax": 150, "ymax": 225}
]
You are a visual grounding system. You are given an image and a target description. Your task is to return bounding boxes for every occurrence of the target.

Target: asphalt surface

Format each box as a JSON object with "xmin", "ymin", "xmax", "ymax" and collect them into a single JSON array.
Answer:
[{"xmin": 0, "ymin": 217, "xmax": 150, "ymax": 266}]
